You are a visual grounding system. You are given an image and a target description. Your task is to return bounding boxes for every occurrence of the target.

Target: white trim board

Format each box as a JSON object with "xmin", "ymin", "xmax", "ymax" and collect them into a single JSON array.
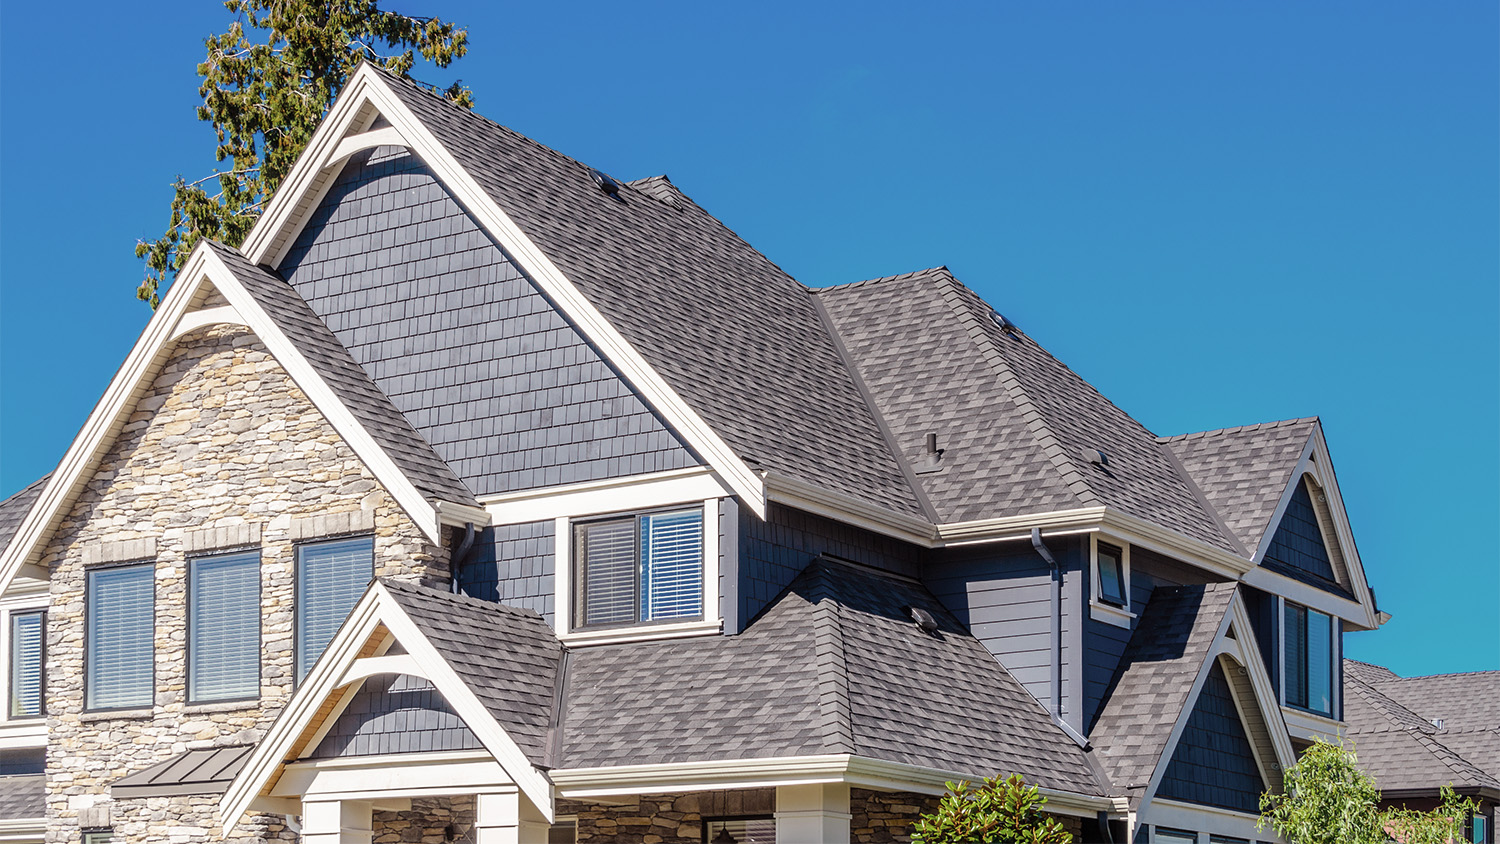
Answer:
[
  {"xmin": 220, "ymin": 581, "xmax": 554, "ymax": 833},
  {"xmin": 237, "ymin": 63, "xmax": 768, "ymax": 519}
]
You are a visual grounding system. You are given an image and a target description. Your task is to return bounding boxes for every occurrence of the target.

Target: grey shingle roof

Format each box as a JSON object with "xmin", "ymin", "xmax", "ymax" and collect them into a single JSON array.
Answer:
[
  {"xmin": 1160, "ymin": 418, "xmax": 1319, "ymax": 555},
  {"xmin": 0, "ymin": 774, "xmax": 43, "ymax": 820},
  {"xmin": 381, "ymin": 579, "xmax": 562, "ymax": 766},
  {"xmin": 820, "ymin": 269, "xmax": 1235, "ymax": 550},
  {"xmin": 0, "ymin": 474, "xmax": 48, "ymax": 557},
  {"xmin": 381, "ymin": 75, "xmax": 923, "ymax": 518},
  {"xmin": 208, "ymin": 242, "xmax": 477, "ymax": 507},
  {"xmin": 1343, "ymin": 660, "xmax": 1500, "ymax": 794},
  {"xmin": 111, "ymin": 745, "xmax": 253, "ymax": 798},
  {"xmin": 560, "ymin": 557, "xmax": 1106, "ymax": 795},
  {"xmin": 1088, "ymin": 582, "xmax": 1237, "ymax": 805}
]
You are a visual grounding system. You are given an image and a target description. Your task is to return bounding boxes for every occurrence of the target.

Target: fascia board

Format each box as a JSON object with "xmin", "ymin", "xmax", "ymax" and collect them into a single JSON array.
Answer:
[
  {"xmin": 196, "ymin": 246, "xmax": 442, "ymax": 543},
  {"xmin": 1098, "ymin": 509, "xmax": 1253, "ymax": 578},
  {"xmin": 764, "ymin": 471, "xmax": 936, "ymax": 545},
  {"xmin": 1143, "ymin": 799, "xmax": 1271, "ymax": 840},
  {"xmin": 244, "ymin": 66, "xmax": 767, "ymax": 519},
  {"xmin": 0, "ymin": 245, "xmax": 214, "ymax": 599},
  {"xmin": 1240, "ymin": 566, "xmax": 1369, "ymax": 627}
]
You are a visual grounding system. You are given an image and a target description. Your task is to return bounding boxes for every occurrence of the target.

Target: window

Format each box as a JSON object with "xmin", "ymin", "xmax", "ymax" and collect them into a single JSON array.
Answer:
[
  {"xmin": 1471, "ymin": 811, "xmax": 1490, "ymax": 844},
  {"xmin": 702, "ymin": 818, "xmax": 776, "ymax": 844},
  {"xmin": 1284, "ymin": 600, "xmax": 1335, "ymax": 715},
  {"xmin": 548, "ymin": 819, "xmax": 578, "ymax": 844},
  {"xmin": 296, "ymin": 536, "xmax": 374, "ymax": 681},
  {"xmin": 8, "ymin": 610, "xmax": 44, "ymax": 718},
  {"xmin": 1097, "ymin": 542, "xmax": 1127, "ymax": 607},
  {"xmin": 1154, "ymin": 829, "xmax": 1197, "ymax": 844},
  {"xmin": 82, "ymin": 832, "xmax": 114, "ymax": 844},
  {"xmin": 188, "ymin": 551, "xmax": 260, "ymax": 703},
  {"xmin": 86, "ymin": 564, "xmax": 154, "ymax": 710},
  {"xmin": 575, "ymin": 508, "xmax": 703, "ymax": 629}
]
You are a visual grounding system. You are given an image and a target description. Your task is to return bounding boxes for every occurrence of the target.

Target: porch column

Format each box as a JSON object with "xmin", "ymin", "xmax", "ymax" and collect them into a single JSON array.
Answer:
[
  {"xmin": 474, "ymin": 788, "xmax": 549, "ymax": 844},
  {"xmin": 302, "ymin": 798, "xmax": 373, "ymax": 844},
  {"xmin": 776, "ymin": 783, "xmax": 851, "ymax": 844}
]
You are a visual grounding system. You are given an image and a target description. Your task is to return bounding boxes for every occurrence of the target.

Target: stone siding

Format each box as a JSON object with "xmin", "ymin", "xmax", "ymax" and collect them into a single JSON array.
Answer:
[
  {"xmin": 42, "ymin": 324, "xmax": 449, "ymax": 843},
  {"xmin": 559, "ymin": 789, "xmax": 775, "ymax": 844},
  {"xmin": 374, "ymin": 795, "xmax": 476, "ymax": 843}
]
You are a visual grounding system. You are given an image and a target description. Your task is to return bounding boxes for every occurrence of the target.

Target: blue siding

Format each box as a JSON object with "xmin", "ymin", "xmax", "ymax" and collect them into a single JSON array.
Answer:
[
  {"xmin": 459, "ymin": 522, "xmax": 556, "ymax": 623},
  {"xmin": 308, "ymin": 673, "xmax": 482, "ymax": 758},
  {"xmin": 281, "ymin": 146, "xmax": 699, "ymax": 497},
  {"xmin": 1264, "ymin": 479, "xmax": 1336, "ymax": 583},
  {"xmin": 739, "ymin": 503, "xmax": 921, "ymax": 628},
  {"xmin": 1158, "ymin": 661, "xmax": 1265, "ymax": 813},
  {"xmin": 924, "ymin": 536, "xmax": 1084, "ymax": 727}
]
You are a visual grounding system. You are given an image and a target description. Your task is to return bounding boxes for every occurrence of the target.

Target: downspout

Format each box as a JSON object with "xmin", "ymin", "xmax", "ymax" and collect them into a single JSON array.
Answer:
[
  {"xmin": 450, "ymin": 522, "xmax": 476, "ymax": 595},
  {"xmin": 1031, "ymin": 528, "xmax": 1091, "ymax": 749}
]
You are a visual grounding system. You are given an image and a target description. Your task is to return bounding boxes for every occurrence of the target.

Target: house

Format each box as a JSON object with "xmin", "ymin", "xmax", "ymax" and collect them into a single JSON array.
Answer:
[
  {"xmin": 0, "ymin": 63, "xmax": 1385, "ymax": 844},
  {"xmin": 1343, "ymin": 660, "xmax": 1499, "ymax": 843}
]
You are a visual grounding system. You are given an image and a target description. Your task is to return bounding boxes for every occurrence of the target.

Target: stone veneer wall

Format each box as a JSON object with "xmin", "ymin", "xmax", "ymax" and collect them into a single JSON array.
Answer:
[
  {"xmin": 374, "ymin": 795, "xmax": 476, "ymax": 843},
  {"xmin": 42, "ymin": 325, "xmax": 450, "ymax": 843},
  {"xmin": 559, "ymin": 789, "xmax": 775, "ymax": 844}
]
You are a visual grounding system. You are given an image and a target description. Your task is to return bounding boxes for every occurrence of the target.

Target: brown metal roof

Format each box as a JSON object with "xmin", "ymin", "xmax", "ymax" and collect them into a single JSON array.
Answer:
[{"xmin": 111, "ymin": 745, "xmax": 254, "ymax": 798}]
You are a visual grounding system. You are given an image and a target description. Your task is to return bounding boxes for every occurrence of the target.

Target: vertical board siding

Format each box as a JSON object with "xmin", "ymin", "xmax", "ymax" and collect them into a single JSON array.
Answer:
[
  {"xmin": 1157, "ymin": 661, "xmax": 1265, "ymax": 813},
  {"xmin": 458, "ymin": 522, "xmax": 556, "ymax": 624},
  {"xmin": 309, "ymin": 672, "xmax": 483, "ymax": 758},
  {"xmin": 281, "ymin": 147, "xmax": 699, "ymax": 497},
  {"xmin": 924, "ymin": 537, "xmax": 1083, "ymax": 723},
  {"xmin": 739, "ymin": 503, "xmax": 921, "ymax": 626}
]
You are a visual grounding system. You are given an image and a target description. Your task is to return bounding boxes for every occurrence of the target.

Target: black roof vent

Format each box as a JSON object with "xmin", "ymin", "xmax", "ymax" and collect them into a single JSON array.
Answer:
[
  {"xmin": 991, "ymin": 309, "xmax": 1018, "ymax": 335},
  {"xmin": 909, "ymin": 606, "xmax": 939, "ymax": 634},
  {"xmin": 589, "ymin": 168, "xmax": 620, "ymax": 196}
]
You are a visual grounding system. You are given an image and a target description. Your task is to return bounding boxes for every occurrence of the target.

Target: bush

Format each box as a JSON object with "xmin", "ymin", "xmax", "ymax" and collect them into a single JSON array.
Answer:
[{"xmin": 912, "ymin": 774, "xmax": 1072, "ymax": 844}]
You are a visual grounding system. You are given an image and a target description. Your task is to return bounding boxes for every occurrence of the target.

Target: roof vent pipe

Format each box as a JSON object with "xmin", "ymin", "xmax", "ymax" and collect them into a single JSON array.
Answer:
[{"xmin": 589, "ymin": 168, "xmax": 620, "ymax": 196}]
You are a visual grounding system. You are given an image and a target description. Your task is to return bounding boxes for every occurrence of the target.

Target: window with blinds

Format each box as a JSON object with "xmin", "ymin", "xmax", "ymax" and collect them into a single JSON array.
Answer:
[
  {"xmin": 8, "ymin": 610, "xmax": 44, "ymax": 718},
  {"xmin": 575, "ymin": 508, "xmax": 703, "ymax": 629},
  {"xmin": 1284, "ymin": 600, "xmax": 1335, "ymax": 716},
  {"xmin": 86, "ymin": 565, "xmax": 154, "ymax": 710},
  {"xmin": 188, "ymin": 551, "xmax": 260, "ymax": 703},
  {"xmin": 296, "ymin": 536, "xmax": 375, "ymax": 681}
]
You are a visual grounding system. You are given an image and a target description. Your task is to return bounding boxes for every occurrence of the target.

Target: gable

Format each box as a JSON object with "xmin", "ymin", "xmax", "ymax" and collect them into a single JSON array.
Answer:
[
  {"xmin": 308, "ymin": 672, "xmax": 482, "ymax": 758},
  {"xmin": 1157, "ymin": 661, "xmax": 1266, "ymax": 814},
  {"xmin": 279, "ymin": 146, "xmax": 700, "ymax": 499},
  {"xmin": 1263, "ymin": 477, "xmax": 1336, "ymax": 584}
]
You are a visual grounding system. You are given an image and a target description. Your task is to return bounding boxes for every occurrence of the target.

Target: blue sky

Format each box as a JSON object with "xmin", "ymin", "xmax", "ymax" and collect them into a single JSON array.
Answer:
[{"xmin": 2, "ymin": 2, "xmax": 1495, "ymax": 674}]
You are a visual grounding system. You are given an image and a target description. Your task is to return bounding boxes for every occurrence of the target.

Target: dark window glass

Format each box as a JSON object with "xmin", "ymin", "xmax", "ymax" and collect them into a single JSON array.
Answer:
[
  {"xmin": 8, "ymin": 610, "xmax": 44, "ymax": 718},
  {"xmin": 188, "ymin": 551, "xmax": 260, "ymax": 702},
  {"xmin": 296, "ymin": 536, "xmax": 374, "ymax": 681},
  {"xmin": 703, "ymin": 818, "xmax": 776, "ymax": 844},
  {"xmin": 1098, "ymin": 543, "xmax": 1126, "ymax": 606},
  {"xmin": 1284, "ymin": 601, "xmax": 1334, "ymax": 716},
  {"xmin": 576, "ymin": 509, "xmax": 703, "ymax": 629},
  {"xmin": 86, "ymin": 565, "xmax": 154, "ymax": 710}
]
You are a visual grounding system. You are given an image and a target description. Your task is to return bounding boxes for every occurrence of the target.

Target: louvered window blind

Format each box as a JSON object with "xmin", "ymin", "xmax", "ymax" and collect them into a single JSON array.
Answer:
[
  {"xmin": 1284, "ymin": 600, "xmax": 1334, "ymax": 716},
  {"xmin": 297, "ymin": 536, "xmax": 374, "ymax": 681},
  {"xmin": 188, "ymin": 551, "xmax": 260, "ymax": 702},
  {"xmin": 8, "ymin": 610, "xmax": 44, "ymax": 718},
  {"xmin": 577, "ymin": 509, "xmax": 703, "ymax": 628},
  {"xmin": 86, "ymin": 565, "xmax": 154, "ymax": 710}
]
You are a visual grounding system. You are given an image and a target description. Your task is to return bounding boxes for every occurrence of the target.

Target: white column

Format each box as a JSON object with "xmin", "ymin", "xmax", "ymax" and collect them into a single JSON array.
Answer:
[
  {"xmin": 474, "ymin": 789, "xmax": 549, "ymax": 844},
  {"xmin": 302, "ymin": 799, "xmax": 373, "ymax": 844},
  {"xmin": 776, "ymin": 783, "xmax": 851, "ymax": 844}
]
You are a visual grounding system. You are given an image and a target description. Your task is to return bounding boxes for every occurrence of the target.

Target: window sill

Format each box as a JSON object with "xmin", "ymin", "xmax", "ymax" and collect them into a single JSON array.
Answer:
[
  {"xmin": 1281, "ymin": 705, "xmax": 1344, "ymax": 742},
  {"xmin": 1089, "ymin": 600, "xmax": 1136, "ymax": 629},
  {"xmin": 560, "ymin": 618, "xmax": 722, "ymax": 647},
  {"xmin": 183, "ymin": 698, "xmax": 261, "ymax": 715},
  {"xmin": 81, "ymin": 707, "xmax": 154, "ymax": 722}
]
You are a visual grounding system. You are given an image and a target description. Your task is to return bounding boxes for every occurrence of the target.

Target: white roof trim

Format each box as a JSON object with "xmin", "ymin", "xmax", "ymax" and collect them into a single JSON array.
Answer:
[
  {"xmin": 238, "ymin": 64, "xmax": 767, "ymax": 518},
  {"xmin": 220, "ymin": 581, "xmax": 554, "ymax": 832},
  {"xmin": 1138, "ymin": 591, "xmax": 1296, "ymax": 813},
  {"xmin": 1248, "ymin": 426, "xmax": 1378, "ymax": 629}
]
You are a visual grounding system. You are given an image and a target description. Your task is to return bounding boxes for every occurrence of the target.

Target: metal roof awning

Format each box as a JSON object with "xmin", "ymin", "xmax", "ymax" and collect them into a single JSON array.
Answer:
[{"xmin": 111, "ymin": 745, "xmax": 254, "ymax": 799}]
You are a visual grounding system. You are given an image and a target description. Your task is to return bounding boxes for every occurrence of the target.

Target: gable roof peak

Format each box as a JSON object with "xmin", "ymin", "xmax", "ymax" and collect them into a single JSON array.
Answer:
[{"xmin": 1158, "ymin": 416, "xmax": 1321, "ymax": 444}]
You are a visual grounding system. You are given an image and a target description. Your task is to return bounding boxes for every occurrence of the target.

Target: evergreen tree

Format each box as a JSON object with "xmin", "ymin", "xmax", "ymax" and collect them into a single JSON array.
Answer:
[{"xmin": 135, "ymin": 0, "xmax": 471, "ymax": 307}]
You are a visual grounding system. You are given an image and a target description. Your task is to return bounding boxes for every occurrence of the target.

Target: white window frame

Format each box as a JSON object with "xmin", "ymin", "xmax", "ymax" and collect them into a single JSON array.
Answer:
[
  {"xmin": 556, "ymin": 497, "xmax": 722, "ymax": 647},
  {"xmin": 0, "ymin": 590, "xmax": 48, "ymax": 730},
  {"xmin": 1278, "ymin": 596, "xmax": 1339, "ymax": 719},
  {"xmin": 1089, "ymin": 534, "xmax": 1135, "ymax": 628}
]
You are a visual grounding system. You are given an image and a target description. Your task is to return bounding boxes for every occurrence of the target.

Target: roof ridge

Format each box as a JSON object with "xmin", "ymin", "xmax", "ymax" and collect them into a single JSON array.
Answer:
[
  {"xmin": 814, "ymin": 266, "xmax": 954, "ymax": 293},
  {"xmin": 1157, "ymin": 416, "xmax": 1321, "ymax": 444},
  {"xmin": 380, "ymin": 577, "xmax": 551, "ymax": 623},
  {"xmin": 928, "ymin": 273, "xmax": 1098, "ymax": 509},
  {"xmin": 1391, "ymin": 668, "xmax": 1500, "ymax": 680},
  {"xmin": 807, "ymin": 562, "xmax": 855, "ymax": 755},
  {"xmin": 0, "ymin": 473, "xmax": 50, "ymax": 507}
]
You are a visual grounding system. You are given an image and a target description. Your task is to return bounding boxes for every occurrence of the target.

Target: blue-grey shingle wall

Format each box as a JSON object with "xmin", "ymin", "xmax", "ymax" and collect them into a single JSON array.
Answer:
[
  {"xmin": 308, "ymin": 672, "xmax": 483, "ymax": 758},
  {"xmin": 458, "ymin": 522, "xmax": 556, "ymax": 623},
  {"xmin": 1157, "ymin": 660, "xmax": 1265, "ymax": 813},
  {"xmin": 924, "ymin": 537, "xmax": 1085, "ymax": 728},
  {"xmin": 739, "ymin": 503, "xmax": 921, "ymax": 628},
  {"xmin": 280, "ymin": 146, "xmax": 699, "ymax": 497},
  {"xmin": 1264, "ymin": 479, "xmax": 1336, "ymax": 583}
]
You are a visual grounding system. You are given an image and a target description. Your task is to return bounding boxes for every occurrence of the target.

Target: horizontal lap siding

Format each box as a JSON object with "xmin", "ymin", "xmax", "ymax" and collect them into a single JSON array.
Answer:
[{"xmin": 281, "ymin": 146, "xmax": 699, "ymax": 498}]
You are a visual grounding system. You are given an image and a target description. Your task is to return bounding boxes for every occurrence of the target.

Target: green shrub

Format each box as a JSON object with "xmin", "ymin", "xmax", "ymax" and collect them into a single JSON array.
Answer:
[{"xmin": 912, "ymin": 774, "xmax": 1072, "ymax": 844}]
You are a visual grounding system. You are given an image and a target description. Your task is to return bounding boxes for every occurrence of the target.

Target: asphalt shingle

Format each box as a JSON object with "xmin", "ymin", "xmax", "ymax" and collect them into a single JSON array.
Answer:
[{"xmin": 0, "ymin": 474, "xmax": 48, "ymax": 557}]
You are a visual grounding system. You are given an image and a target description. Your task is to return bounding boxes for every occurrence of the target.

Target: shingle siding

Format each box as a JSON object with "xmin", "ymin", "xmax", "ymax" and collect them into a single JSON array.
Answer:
[
  {"xmin": 1157, "ymin": 661, "xmax": 1265, "ymax": 814},
  {"xmin": 308, "ymin": 672, "xmax": 484, "ymax": 758},
  {"xmin": 1263, "ymin": 478, "xmax": 1336, "ymax": 583},
  {"xmin": 458, "ymin": 521, "xmax": 557, "ymax": 624},
  {"xmin": 738, "ymin": 504, "xmax": 922, "ymax": 628},
  {"xmin": 280, "ymin": 146, "xmax": 699, "ymax": 498},
  {"xmin": 924, "ymin": 537, "xmax": 1085, "ymax": 728}
]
